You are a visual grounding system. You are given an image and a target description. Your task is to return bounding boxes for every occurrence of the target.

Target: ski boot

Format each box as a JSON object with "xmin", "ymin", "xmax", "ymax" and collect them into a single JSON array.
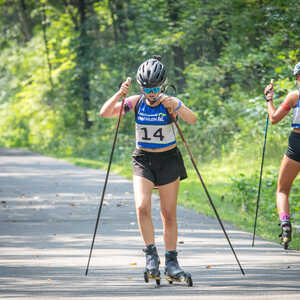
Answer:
[
  {"xmin": 143, "ymin": 244, "xmax": 161, "ymax": 287},
  {"xmin": 164, "ymin": 250, "xmax": 193, "ymax": 287},
  {"xmin": 279, "ymin": 221, "xmax": 292, "ymax": 250}
]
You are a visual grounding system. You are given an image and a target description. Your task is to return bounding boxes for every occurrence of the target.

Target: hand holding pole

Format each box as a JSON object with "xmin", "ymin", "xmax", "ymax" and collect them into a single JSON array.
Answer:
[{"xmin": 264, "ymin": 79, "xmax": 274, "ymax": 101}]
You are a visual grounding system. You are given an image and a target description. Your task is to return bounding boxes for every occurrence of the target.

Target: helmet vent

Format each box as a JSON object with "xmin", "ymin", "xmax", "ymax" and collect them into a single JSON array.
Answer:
[{"xmin": 136, "ymin": 57, "xmax": 167, "ymax": 88}]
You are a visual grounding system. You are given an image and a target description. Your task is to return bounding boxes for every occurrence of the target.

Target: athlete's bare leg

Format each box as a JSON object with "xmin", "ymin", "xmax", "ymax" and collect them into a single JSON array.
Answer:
[
  {"xmin": 133, "ymin": 175, "xmax": 155, "ymax": 246},
  {"xmin": 158, "ymin": 177, "xmax": 180, "ymax": 251},
  {"xmin": 277, "ymin": 155, "xmax": 300, "ymax": 216}
]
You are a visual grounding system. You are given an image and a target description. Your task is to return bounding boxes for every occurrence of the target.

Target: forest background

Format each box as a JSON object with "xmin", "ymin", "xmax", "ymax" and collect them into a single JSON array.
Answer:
[{"xmin": 1, "ymin": 0, "xmax": 300, "ymax": 249}]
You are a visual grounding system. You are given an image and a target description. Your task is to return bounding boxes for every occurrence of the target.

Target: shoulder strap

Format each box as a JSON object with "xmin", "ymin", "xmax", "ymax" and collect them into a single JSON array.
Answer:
[{"xmin": 134, "ymin": 95, "xmax": 144, "ymax": 118}]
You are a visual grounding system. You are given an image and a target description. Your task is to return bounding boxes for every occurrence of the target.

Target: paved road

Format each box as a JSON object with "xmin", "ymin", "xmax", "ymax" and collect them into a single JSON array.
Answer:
[{"xmin": 0, "ymin": 147, "xmax": 300, "ymax": 300}]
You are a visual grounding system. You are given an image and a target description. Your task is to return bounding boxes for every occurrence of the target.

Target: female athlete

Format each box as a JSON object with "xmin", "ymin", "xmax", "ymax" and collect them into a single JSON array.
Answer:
[
  {"xmin": 264, "ymin": 62, "xmax": 300, "ymax": 249},
  {"xmin": 100, "ymin": 56, "xmax": 197, "ymax": 284}
]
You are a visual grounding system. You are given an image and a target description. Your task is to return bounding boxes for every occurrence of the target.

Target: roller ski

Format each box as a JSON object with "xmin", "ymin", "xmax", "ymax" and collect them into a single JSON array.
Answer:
[
  {"xmin": 164, "ymin": 250, "xmax": 193, "ymax": 287},
  {"xmin": 279, "ymin": 221, "xmax": 292, "ymax": 250},
  {"xmin": 143, "ymin": 244, "xmax": 161, "ymax": 287}
]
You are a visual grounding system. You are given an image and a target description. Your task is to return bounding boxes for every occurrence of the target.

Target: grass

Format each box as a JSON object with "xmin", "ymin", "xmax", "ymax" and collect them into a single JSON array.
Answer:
[{"xmin": 55, "ymin": 138, "xmax": 300, "ymax": 251}]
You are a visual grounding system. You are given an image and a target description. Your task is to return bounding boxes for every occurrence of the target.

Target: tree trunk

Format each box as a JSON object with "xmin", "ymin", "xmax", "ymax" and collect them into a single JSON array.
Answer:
[
  {"xmin": 115, "ymin": 0, "xmax": 128, "ymax": 41},
  {"xmin": 78, "ymin": 0, "xmax": 93, "ymax": 129},
  {"xmin": 17, "ymin": 0, "xmax": 33, "ymax": 42},
  {"xmin": 167, "ymin": 0, "xmax": 185, "ymax": 92},
  {"xmin": 172, "ymin": 45, "xmax": 185, "ymax": 91},
  {"xmin": 109, "ymin": 0, "xmax": 128, "ymax": 42},
  {"xmin": 108, "ymin": 0, "xmax": 119, "ymax": 43},
  {"xmin": 41, "ymin": 3, "xmax": 54, "ymax": 89}
]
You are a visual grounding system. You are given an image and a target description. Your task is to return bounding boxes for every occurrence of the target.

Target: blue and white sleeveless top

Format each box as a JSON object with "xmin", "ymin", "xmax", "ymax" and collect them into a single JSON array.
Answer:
[
  {"xmin": 292, "ymin": 89, "xmax": 300, "ymax": 128},
  {"xmin": 135, "ymin": 96, "xmax": 176, "ymax": 149}
]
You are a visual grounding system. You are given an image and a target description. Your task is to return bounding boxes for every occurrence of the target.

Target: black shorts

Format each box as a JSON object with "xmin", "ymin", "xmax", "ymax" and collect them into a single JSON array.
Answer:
[
  {"xmin": 132, "ymin": 147, "xmax": 187, "ymax": 186},
  {"xmin": 285, "ymin": 131, "xmax": 300, "ymax": 162}
]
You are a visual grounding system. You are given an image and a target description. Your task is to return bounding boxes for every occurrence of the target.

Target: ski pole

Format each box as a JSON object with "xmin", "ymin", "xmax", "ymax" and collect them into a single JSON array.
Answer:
[
  {"xmin": 251, "ymin": 115, "xmax": 269, "ymax": 247},
  {"xmin": 172, "ymin": 116, "xmax": 245, "ymax": 276},
  {"xmin": 85, "ymin": 77, "xmax": 131, "ymax": 276},
  {"xmin": 252, "ymin": 79, "xmax": 273, "ymax": 247}
]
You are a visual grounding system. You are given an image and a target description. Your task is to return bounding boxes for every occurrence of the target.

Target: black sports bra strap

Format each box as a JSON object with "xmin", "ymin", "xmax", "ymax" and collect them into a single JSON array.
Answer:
[{"xmin": 134, "ymin": 95, "xmax": 145, "ymax": 118}]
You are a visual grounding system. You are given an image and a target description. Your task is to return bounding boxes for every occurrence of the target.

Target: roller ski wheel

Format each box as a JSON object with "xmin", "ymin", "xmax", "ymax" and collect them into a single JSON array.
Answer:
[
  {"xmin": 165, "ymin": 250, "xmax": 193, "ymax": 287},
  {"xmin": 279, "ymin": 221, "xmax": 292, "ymax": 250},
  {"xmin": 165, "ymin": 271, "xmax": 193, "ymax": 287},
  {"xmin": 143, "ymin": 245, "xmax": 161, "ymax": 287},
  {"xmin": 144, "ymin": 270, "xmax": 160, "ymax": 287}
]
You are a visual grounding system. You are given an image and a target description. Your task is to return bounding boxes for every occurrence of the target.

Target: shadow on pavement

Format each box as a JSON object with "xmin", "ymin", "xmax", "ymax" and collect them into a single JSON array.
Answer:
[{"xmin": 1, "ymin": 148, "xmax": 300, "ymax": 299}]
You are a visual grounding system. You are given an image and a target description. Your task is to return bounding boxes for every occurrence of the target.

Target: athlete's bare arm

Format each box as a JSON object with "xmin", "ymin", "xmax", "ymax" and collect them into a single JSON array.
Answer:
[{"xmin": 268, "ymin": 90, "xmax": 299, "ymax": 124}]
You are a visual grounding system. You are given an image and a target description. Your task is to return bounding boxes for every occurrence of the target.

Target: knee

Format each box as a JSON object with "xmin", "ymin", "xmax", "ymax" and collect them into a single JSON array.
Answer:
[
  {"xmin": 161, "ymin": 209, "xmax": 177, "ymax": 226},
  {"xmin": 136, "ymin": 203, "xmax": 151, "ymax": 218},
  {"xmin": 277, "ymin": 185, "xmax": 291, "ymax": 195}
]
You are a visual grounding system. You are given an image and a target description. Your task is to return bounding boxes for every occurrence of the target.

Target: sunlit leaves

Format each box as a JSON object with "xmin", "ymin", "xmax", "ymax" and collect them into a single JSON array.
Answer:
[{"xmin": 0, "ymin": 0, "xmax": 299, "ymax": 160}]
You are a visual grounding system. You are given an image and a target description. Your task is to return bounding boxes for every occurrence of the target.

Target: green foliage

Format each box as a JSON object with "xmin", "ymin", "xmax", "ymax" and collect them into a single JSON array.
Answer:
[{"xmin": 1, "ymin": 0, "xmax": 300, "ymax": 247}]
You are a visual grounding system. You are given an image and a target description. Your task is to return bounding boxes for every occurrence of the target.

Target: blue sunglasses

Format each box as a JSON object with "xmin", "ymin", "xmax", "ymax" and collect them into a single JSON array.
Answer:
[{"xmin": 142, "ymin": 87, "xmax": 161, "ymax": 94}]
